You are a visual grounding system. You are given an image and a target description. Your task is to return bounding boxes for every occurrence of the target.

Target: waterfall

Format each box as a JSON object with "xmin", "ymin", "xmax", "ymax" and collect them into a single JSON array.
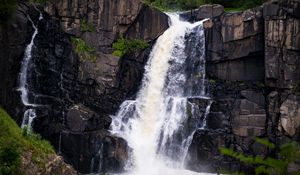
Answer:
[
  {"xmin": 18, "ymin": 13, "xmax": 43, "ymax": 132},
  {"xmin": 110, "ymin": 14, "xmax": 213, "ymax": 175}
]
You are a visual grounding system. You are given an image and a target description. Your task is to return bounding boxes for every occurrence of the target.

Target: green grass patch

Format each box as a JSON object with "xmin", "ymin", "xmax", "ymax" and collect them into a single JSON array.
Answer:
[
  {"xmin": 112, "ymin": 35, "xmax": 149, "ymax": 57},
  {"xmin": 71, "ymin": 37, "xmax": 97, "ymax": 62},
  {"xmin": 0, "ymin": 108, "xmax": 55, "ymax": 174}
]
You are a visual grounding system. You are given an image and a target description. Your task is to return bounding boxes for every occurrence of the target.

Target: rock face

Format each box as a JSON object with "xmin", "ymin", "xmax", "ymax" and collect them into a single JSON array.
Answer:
[
  {"xmin": 264, "ymin": 0, "xmax": 300, "ymax": 89},
  {"xmin": 1, "ymin": 0, "xmax": 300, "ymax": 175},
  {"xmin": 0, "ymin": 0, "xmax": 168, "ymax": 174},
  {"xmin": 183, "ymin": 0, "xmax": 300, "ymax": 174},
  {"xmin": 21, "ymin": 153, "xmax": 78, "ymax": 175},
  {"xmin": 279, "ymin": 94, "xmax": 300, "ymax": 136},
  {"xmin": 0, "ymin": 1, "xmax": 32, "ymax": 123}
]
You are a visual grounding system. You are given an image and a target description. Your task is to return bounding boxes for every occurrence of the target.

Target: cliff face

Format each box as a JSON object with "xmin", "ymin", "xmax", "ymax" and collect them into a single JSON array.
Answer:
[
  {"xmin": 0, "ymin": 0, "xmax": 299, "ymax": 174},
  {"xmin": 0, "ymin": 0, "xmax": 168, "ymax": 174},
  {"xmin": 182, "ymin": 0, "xmax": 300, "ymax": 173}
]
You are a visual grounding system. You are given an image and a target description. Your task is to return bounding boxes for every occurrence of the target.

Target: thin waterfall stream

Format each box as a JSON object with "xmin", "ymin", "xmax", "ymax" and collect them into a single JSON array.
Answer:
[
  {"xmin": 18, "ymin": 12, "xmax": 43, "ymax": 132},
  {"xmin": 110, "ymin": 14, "xmax": 213, "ymax": 175}
]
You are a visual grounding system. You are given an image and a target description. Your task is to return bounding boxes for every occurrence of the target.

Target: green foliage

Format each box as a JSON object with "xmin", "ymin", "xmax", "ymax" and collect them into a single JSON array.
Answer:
[
  {"xmin": 0, "ymin": 144, "xmax": 20, "ymax": 175},
  {"xmin": 0, "ymin": 108, "xmax": 55, "ymax": 173},
  {"xmin": 219, "ymin": 137, "xmax": 300, "ymax": 175},
  {"xmin": 143, "ymin": 0, "xmax": 266, "ymax": 11},
  {"xmin": 81, "ymin": 19, "xmax": 94, "ymax": 32},
  {"xmin": 71, "ymin": 37, "xmax": 97, "ymax": 62},
  {"xmin": 112, "ymin": 35, "xmax": 149, "ymax": 57},
  {"xmin": 0, "ymin": 0, "xmax": 17, "ymax": 19},
  {"xmin": 209, "ymin": 79, "xmax": 217, "ymax": 85}
]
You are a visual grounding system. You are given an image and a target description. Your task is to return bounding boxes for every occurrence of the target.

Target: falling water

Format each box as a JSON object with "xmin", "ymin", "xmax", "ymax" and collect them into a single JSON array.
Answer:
[
  {"xmin": 18, "ymin": 13, "xmax": 43, "ymax": 132},
  {"xmin": 110, "ymin": 14, "xmax": 212, "ymax": 175}
]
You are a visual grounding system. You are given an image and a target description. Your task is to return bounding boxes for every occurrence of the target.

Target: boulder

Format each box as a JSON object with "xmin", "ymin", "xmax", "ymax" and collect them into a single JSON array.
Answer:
[
  {"xmin": 279, "ymin": 94, "xmax": 300, "ymax": 136},
  {"xmin": 179, "ymin": 4, "xmax": 224, "ymax": 22},
  {"xmin": 66, "ymin": 104, "xmax": 111, "ymax": 132},
  {"xmin": 197, "ymin": 4, "xmax": 224, "ymax": 20}
]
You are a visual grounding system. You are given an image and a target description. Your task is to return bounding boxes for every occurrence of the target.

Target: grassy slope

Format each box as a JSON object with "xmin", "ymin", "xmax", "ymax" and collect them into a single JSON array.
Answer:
[{"xmin": 0, "ymin": 108, "xmax": 55, "ymax": 174}]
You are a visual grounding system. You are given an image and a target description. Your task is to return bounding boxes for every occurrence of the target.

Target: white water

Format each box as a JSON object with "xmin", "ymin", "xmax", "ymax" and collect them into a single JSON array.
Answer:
[
  {"xmin": 110, "ymin": 14, "xmax": 212, "ymax": 175},
  {"xmin": 18, "ymin": 13, "xmax": 43, "ymax": 132}
]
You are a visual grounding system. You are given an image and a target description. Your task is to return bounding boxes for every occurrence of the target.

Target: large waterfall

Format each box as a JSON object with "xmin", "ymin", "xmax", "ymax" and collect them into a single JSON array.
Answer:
[
  {"xmin": 18, "ymin": 13, "xmax": 43, "ymax": 132},
  {"xmin": 110, "ymin": 14, "xmax": 213, "ymax": 175}
]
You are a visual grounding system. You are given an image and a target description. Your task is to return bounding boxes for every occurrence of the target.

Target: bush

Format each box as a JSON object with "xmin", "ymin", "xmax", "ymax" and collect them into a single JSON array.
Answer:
[
  {"xmin": 219, "ymin": 138, "xmax": 300, "ymax": 175},
  {"xmin": 112, "ymin": 35, "xmax": 149, "ymax": 57},
  {"xmin": 71, "ymin": 37, "xmax": 97, "ymax": 62}
]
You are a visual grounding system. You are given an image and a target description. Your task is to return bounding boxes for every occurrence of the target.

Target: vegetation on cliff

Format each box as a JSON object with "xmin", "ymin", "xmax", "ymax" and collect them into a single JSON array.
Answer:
[
  {"xmin": 220, "ymin": 138, "xmax": 300, "ymax": 175},
  {"xmin": 0, "ymin": 108, "xmax": 54, "ymax": 175},
  {"xmin": 71, "ymin": 37, "xmax": 97, "ymax": 62},
  {"xmin": 112, "ymin": 35, "xmax": 149, "ymax": 57},
  {"xmin": 144, "ymin": 0, "xmax": 266, "ymax": 11}
]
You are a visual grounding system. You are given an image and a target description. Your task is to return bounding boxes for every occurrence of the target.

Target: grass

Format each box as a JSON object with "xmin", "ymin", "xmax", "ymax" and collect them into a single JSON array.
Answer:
[{"xmin": 0, "ymin": 108, "xmax": 55, "ymax": 174}]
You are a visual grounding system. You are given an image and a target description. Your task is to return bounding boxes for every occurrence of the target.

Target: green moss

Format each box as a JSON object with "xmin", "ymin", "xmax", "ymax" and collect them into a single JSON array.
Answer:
[
  {"xmin": 71, "ymin": 37, "xmax": 97, "ymax": 62},
  {"xmin": 0, "ymin": 108, "xmax": 55, "ymax": 174},
  {"xmin": 112, "ymin": 35, "xmax": 149, "ymax": 57}
]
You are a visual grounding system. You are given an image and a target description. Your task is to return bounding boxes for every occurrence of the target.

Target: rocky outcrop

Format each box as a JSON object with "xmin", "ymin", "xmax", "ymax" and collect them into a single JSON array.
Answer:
[
  {"xmin": 21, "ymin": 153, "xmax": 77, "ymax": 175},
  {"xmin": 279, "ymin": 94, "xmax": 300, "ymax": 136}
]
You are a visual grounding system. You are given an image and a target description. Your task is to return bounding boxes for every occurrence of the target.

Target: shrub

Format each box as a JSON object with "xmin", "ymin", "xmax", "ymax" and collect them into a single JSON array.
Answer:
[
  {"xmin": 71, "ymin": 37, "xmax": 97, "ymax": 62},
  {"xmin": 81, "ymin": 19, "xmax": 94, "ymax": 32},
  {"xmin": 112, "ymin": 35, "xmax": 149, "ymax": 57},
  {"xmin": 219, "ymin": 137, "xmax": 300, "ymax": 175}
]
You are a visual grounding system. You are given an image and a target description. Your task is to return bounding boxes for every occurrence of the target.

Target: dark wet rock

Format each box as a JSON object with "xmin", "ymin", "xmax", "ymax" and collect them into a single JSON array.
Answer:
[
  {"xmin": 0, "ymin": 2, "xmax": 32, "ymax": 123},
  {"xmin": 61, "ymin": 130, "xmax": 128, "ymax": 173}
]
